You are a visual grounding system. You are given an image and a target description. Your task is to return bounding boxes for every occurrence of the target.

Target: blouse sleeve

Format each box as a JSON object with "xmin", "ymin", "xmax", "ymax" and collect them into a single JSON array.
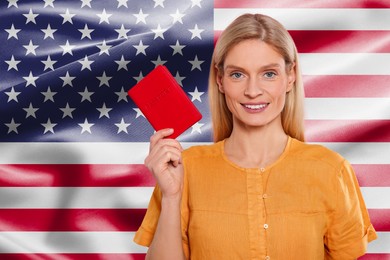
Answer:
[
  {"xmin": 133, "ymin": 183, "xmax": 190, "ymax": 258},
  {"xmin": 324, "ymin": 160, "xmax": 377, "ymax": 259}
]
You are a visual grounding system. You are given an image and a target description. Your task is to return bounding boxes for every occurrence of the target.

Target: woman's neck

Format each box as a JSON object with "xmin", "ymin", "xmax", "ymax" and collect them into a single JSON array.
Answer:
[{"xmin": 224, "ymin": 120, "xmax": 289, "ymax": 169}]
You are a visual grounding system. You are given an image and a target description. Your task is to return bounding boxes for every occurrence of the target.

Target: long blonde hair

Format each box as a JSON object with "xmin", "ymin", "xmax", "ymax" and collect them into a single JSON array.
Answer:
[{"xmin": 209, "ymin": 13, "xmax": 305, "ymax": 142}]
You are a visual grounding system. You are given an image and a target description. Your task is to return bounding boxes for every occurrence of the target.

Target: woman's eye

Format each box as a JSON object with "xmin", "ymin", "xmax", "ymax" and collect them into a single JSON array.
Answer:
[
  {"xmin": 264, "ymin": 71, "xmax": 277, "ymax": 79},
  {"xmin": 230, "ymin": 72, "xmax": 243, "ymax": 79}
]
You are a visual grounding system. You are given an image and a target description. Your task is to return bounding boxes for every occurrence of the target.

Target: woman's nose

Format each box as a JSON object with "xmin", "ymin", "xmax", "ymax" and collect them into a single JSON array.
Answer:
[{"xmin": 244, "ymin": 78, "xmax": 263, "ymax": 97}]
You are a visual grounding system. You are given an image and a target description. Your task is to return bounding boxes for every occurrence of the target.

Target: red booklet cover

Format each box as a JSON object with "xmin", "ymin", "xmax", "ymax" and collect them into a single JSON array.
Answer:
[{"xmin": 128, "ymin": 65, "xmax": 202, "ymax": 139}]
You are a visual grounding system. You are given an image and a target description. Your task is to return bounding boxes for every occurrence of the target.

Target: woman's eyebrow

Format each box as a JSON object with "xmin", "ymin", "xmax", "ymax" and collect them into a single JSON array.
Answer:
[{"xmin": 224, "ymin": 63, "xmax": 281, "ymax": 71}]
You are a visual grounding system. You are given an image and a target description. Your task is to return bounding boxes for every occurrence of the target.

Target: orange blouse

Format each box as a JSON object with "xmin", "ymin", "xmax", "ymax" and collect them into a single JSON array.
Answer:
[{"xmin": 134, "ymin": 137, "xmax": 377, "ymax": 259}]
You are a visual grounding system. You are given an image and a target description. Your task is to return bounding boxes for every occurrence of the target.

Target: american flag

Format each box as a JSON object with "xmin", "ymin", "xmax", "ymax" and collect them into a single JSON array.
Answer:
[{"xmin": 0, "ymin": 0, "xmax": 389, "ymax": 259}]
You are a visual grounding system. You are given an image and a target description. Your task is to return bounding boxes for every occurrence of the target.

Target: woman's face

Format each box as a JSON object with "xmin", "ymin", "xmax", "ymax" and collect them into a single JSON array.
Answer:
[{"xmin": 217, "ymin": 39, "xmax": 295, "ymax": 129}]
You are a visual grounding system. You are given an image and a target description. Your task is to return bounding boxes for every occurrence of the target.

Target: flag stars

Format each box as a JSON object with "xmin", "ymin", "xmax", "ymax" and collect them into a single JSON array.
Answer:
[
  {"xmin": 43, "ymin": 0, "xmax": 55, "ymax": 8},
  {"xmin": 7, "ymin": 0, "xmax": 19, "ymax": 8},
  {"xmin": 60, "ymin": 8, "xmax": 76, "ymax": 24},
  {"xmin": 133, "ymin": 40, "xmax": 149, "ymax": 56},
  {"xmin": 78, "ymin": 87, "xmax": 94, "ymax": 102},
  {"xmin": 152, "ymin": 24, "xmax": 167, "ymax": 39},
  {"xmin": 79, "ymin": 24, "xmax": 94, "ymax": 39},
  {"xmin": 5, "ymin": 118, "xmax": 21, "ymax": 134},
  {"xmin": 23, "ymin": 71, "xmax": 39, "ymax": 87},
  {"xmin": 170, "ymin": 9, "xmax": 185, "ymax": 24},
  {"xmin": 115, "ymin": 87, "xmax": 129, "ymax": 102},
  {"xmin": 23, "ymin": 9, "xmax": 39, "ymax": 24},
  {"xmin": 60, "ymin": 40, "xmax": 76, "ymax": 56},
  {"xmin": 191, "ymin": 0, "xmax": 202, "ymax": 8},
  {"xmin": 23, "ymin": 103, "xmax": 39, "ymax": 118},
  {"xmin": 189, "ymin": 87, "xmax": 204, "ymax": 102},
  {"xmin": 41, "ymin": 24, "xmax": 57, "ymax": 39},
  {"xmin": 60, "ymin": 103, "xmax": 76, "ymax": 118},
  {"xmin": 80, "ymin": 0, "xmax": 92, "ymax": 8},
  {"xmin": 115, "ymin": 118, "xmax": 131, "ymax": 134},
  {"xmin": 115, "ymin": 24, "xmax": 130, "ymax": 39},
  {"xmin": 5, "ymin": 24, "xmax": 21, "ymax": 40},
  {"xmin": 41, "ymin": 55, "xmax": 57, "ymax": 71},
  {"xmin": 41, "ymin": 118, "xmax": 57, "ymax": 134},
  {"xmin": 115, "ymin": 55, "xmax": 130, "ymax": 71},
  {"xmin": 97, "ymin": 40, "xmax": 112, "ymax": 55},
  {"xmin": 97, "ymin": 71, "xmax": 112, "ymax": 87},
  {"xmin": 188, "ymin": 55, "xmax": 204, "ymax": 71},
  {"xmin": 191, "ymin": 122, "xmax": 204, "ymax": 134},
  {"xmin": 97, "ymin": 103, "xmax": 112, "ymax": 118},
  {"xmin": 60, "ymin": 71, "xmax": 75, "ymax": 87},
  {"xmin": 153, "ymin": 0, "xmax": 165, "ymax": 7},
  {"xmin": 79, "ymin": 118, "xmax": 94, "ymax": 134},
  {"xmin": 189, "ymin": 24, "xmax": 204, "ymax": 39},
  {"xmin": 133, "ymin": 71, "xmax": 144, "ymax": 83},
  {"xmin": 117, "ymin": 0, "xmax": 128, "ymax": 8},
  {"xmin": 170, "ymin": 40, "xmax": 186, "ymax": 56},
  {"xmin": 151, "ymin": 55, "xmax": 167, "ymax": 67},
  {"xmin": 41, "ymin": 86, "xmax": 57, "ymax": 102},
  {"xmin": 174, "ymin": 71, "xmax": 185, "ymax": 86},
  {"xmin": 133, "ymin": 108, "xmax": 144, "ymax": 118},
  {"xmin": 97, "ymin": 9, "xmax": 112, "ymax": 24},
  {"xmin": 23, "ymin": 40, "xmax": 39, "ymax": 56},
  {"xmin": 78, "ymin": 55, "xmax": 94, "ymax": 71},
  {"xmin": 5, "ymin": 87, "xmax": 21, "ymax": 103},
  {"xmin": 133, "ymin": 9, "xmax": 149, "ymax": 24},
  {"xmin": 5, "ymin": 55, "xmax": 21, "ymax": 71}
]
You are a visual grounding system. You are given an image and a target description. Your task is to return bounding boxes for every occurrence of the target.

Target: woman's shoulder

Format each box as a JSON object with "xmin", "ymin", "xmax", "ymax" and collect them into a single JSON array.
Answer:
[{"xmin": 289, "ymin": 137, "xmax": 347, "ymax": 168}]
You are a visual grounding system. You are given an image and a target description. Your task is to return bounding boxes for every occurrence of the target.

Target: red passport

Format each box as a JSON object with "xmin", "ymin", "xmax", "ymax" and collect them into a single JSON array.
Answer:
[{"xmin": 128, "ymin": 65, "xmax": 202, "ymax": 139}]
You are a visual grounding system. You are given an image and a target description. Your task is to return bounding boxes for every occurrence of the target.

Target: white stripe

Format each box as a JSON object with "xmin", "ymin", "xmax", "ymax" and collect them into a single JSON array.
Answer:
[
  {"xmin": 300, "ymin": 53, "xmax": 390, "ymax": 75},
  {"xmin": 0, "ymin": 231, "xmax": 388, "ymax": 253},
  {"xmin": 367, "ymin": 232, "xmax": 390, "ymax": 253},
  {"xmin": 0, "ymin": 142, "xmax": 389, "ymax": 164},
  {"xmin": 0, "ymin": 232, "xmax": 147, "ymax": 253},
  {"xmin": 0, "ymin": 187, "xmax": 154, "ymax": 209},
  {"xmin": 0, "ymin": 187, "xmax": 388, "ymax": 209},
  {"xmin": 361, "ymin": 187, "xmax": 390, "ymax": 209},
  {"xmin": 318, "ymin": 142, "xmax": 390, "ymax": 165},
  {"xmin": 214, "ymin": 8, "xmax": 390, "ymax": 30},
  {"xmin": 304, "ymin": 98, "xmax": 390, "ymax": 120}
]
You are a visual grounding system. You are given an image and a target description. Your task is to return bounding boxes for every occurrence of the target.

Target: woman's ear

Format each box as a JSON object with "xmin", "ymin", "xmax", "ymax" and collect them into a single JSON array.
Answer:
[
  {"xmin": 286, "ymin": 63, "xmax": 296, "ymax": 92},
  {"xmin": 216, "ymin": 69, "xmax": 224, "ymax": 93}
]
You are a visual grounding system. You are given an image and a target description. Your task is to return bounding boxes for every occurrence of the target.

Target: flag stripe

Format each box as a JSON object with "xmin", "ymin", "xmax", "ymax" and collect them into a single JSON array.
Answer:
[
  {"xmin": 1, "ymin": 163, "xmax": 388, "ymax": 187},
  {"xmin": 0, "ymin": 232, "xmax": 387, "ymax": 254},
  {"xmin": 290, "ymin": 30, "xmax": 390, "ymax": 53},
  {"xmin": 215, "ymin": 31, "xmax": 390, "ymax": 53},
  {"xmin": 214, "ymin": 9, "xmax": 390, "ymax": 30},
  {"xmin": 214, "ymin": 0, "xmax": 390, "ymax": 9},
  {"xmin": 0, "ymin": 164, "xmax": 155, "ymax": 187},
  {"xmin": 304, "ymin": 98, "xmax": 390, "ymax": 120},
  {"xmin": 0, "ymin": 209, "xmax": 146, "ymax": 231},
  {"xmin": 1, "ymin": 142, "xmax": 389, "ymax": 164},
  {"xmin": 0, "ymin": 187, "xmax": 388, "ymax": 209},
  {"xmin": 359, "ymin": 254, "xmax": 390, "ymax": 260},
  {"xmin": 0, "ymin": 254, "xmax": 146, "ymax": 260},
  {"xmin": 0, "ymin": 208, "xmax": 388, "ymax": 232},
  {"xmin": 305, "ymin": 120, "xmax": 390, "ymax": 143},
  {"xmin": 303, "ymin": 75, "xmax": 390, "ymax": 98}
]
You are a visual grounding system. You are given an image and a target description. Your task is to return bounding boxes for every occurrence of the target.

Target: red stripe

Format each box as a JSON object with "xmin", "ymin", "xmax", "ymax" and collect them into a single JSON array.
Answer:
[
  {"xmin": 214, "ymin": 0, "xmax": 390, "ymax": 8},
  {"xmin": 305, "ymin": 120, "xmax": 390, "ymax": 143},
  {"xmin": 0, "ymin": 208, "xmax": 388, "ymax": 232},
  {"xmin": 359, "ymin": 254, "xmax": 390, "ymax": 260},
  {"xmin": 290, "ymin": 30, "xmax": 390, "ymax": 53},
  {"xmin": 354, "ymin": 164, "xmax": 390, "ymax": 187},
  {"xmin": 0, "ymin": 164, "xmax": 155, "ymax": 187},
  {"xmin": 0, "ymin": 209, "xmax": 146, "ymax": 231},
  {"xmin": 303, "ymin": 75, "xmax": 390, "ymax": 98},
  {"xmin": 215, "ymin": 31, "xmax": 390, "ymax": 54},
  {"xmin": 0, "ymin": 254, "xmax": 146, "ymax": 260},
  {"xmin": 369, "ymin": 209, "xmax": 390, "ymax": 232}
]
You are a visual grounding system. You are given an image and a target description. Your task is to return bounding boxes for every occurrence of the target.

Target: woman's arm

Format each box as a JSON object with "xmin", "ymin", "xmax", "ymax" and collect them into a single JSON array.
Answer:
[{"xmin": 144, "ymin": 128, "xmax": 186, "ymax": 260}]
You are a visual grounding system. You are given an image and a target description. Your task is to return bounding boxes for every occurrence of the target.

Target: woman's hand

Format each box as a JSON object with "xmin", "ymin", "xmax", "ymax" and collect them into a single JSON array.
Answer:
[{"xmin": 144, "ymin": 128, "xmax": 184, "ymax": 200}]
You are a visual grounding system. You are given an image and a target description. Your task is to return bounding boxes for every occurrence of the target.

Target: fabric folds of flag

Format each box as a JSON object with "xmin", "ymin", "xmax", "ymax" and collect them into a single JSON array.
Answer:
[{"xmin": 1, "ymin": 0, "xmax": 389, "ymax": 259}]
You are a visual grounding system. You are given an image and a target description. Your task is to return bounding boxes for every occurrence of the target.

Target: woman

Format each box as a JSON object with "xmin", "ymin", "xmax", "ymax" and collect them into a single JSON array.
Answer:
[{"xmin": 134, "ymin": 13, "xmax": 377, "ymax": 259}]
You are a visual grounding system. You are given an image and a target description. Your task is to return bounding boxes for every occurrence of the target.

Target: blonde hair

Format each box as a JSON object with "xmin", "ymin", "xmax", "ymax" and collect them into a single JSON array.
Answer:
[{"xmin": 209, "ymin": 13, "xmax": 305, "ymax": 142}]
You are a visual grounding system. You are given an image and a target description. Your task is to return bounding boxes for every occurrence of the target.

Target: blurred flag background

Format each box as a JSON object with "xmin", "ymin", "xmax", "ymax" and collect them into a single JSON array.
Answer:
[{"xmin": 0, "ymin": 0, "xmax": 389, "ymax": 259}]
